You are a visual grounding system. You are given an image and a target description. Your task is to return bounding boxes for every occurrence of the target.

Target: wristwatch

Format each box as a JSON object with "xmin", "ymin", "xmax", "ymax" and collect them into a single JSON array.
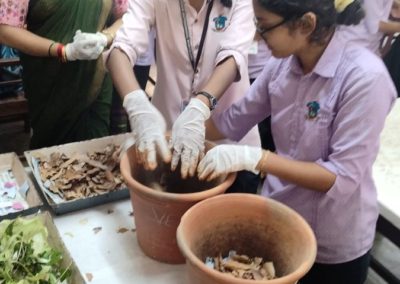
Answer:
[{"xmin": 195, "ymin": 91, "xmax": 217, "ymax": 111}]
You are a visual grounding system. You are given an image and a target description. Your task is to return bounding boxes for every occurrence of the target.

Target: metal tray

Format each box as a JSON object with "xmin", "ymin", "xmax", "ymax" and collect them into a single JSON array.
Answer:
[{"xmin": 24, "ymin": 134, "xmax": 131, "ymax": 215}]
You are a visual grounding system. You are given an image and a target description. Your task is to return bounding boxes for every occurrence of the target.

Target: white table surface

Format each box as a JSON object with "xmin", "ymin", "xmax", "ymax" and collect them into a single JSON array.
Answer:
[
  {"xmin": 373, "ymin": 98, "xmax": 400, "ymax": 230},
  {"xmin": 53, "ymin": 199, "xmax": 186, "ymax": 284}
]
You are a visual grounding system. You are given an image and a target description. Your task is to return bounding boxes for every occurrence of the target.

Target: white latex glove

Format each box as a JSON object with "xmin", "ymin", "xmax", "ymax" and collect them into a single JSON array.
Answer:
[
  {"xmin": 123, "ymin": 89, "xmax": 171, "ymax": 170},
  {"xmin": 197, "ymin": 145, "xmax": 263, "ymax": 181},
  {"xmin": 170, "ymin": 98, "xmax": 210, "ymax": 179},
  {"xmin": 65, "ymin": 30, "xmax": 108, "ymax": 61}
]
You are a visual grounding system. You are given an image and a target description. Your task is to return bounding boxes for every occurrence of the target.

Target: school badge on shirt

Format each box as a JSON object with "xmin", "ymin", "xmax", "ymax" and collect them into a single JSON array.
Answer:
[
  {"xmin": 213, "ymin": 15, "xmax": 227, "ymax": 31},
  {"xmin": 306, "ymin": 101, "xmax": 320, "ymax": 120}
]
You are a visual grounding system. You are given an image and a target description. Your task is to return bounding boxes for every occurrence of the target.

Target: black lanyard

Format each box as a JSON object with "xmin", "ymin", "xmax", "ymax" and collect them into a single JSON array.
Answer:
[{"xmin": 179, "ymin": 0, "xmax": 214, "ymax": 72}]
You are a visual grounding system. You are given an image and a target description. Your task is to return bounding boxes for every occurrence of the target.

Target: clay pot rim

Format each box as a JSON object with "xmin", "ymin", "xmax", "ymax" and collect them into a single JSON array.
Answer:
[
  {"xmin": 176, "ymin": 193, "xmax": 317, "ymax": 284},
  {"xmin": 120, "ymin": 150, "xmax": 237, "ymax": 202}
]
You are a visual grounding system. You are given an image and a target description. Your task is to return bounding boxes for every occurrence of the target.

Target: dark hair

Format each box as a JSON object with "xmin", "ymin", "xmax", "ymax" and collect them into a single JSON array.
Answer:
[
  {"xmin": 336, "ymin": 1, "xmax": 365, "ymax": 25},
  {"xmin": 257, "ymin": 0, "xmax": 364, "ymax": 43},
  {"xmin": 221, "ymin": 0, "xmax": 232, "ymax": 8}
]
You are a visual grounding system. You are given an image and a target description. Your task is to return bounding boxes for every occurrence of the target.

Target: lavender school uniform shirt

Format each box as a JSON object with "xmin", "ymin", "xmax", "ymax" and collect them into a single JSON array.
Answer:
[
  {"xmin": 214, "ymin": 32, "xmax": 396, "ymax": 263},
  {"xmin": 108, "ymin": 0, "xmax": 261, "ymax": 147}
]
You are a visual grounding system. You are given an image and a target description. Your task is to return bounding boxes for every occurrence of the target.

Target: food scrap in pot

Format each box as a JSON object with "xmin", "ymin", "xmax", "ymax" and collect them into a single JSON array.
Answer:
[{"xmin": 205, "ymin": 250, "xmax": 276, "ymax": 280}]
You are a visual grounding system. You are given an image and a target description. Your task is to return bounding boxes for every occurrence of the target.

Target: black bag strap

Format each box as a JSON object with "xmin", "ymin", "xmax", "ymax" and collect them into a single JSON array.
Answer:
[{"xmin": 179, "ymin": 0, "xmax": 214, "ymax": 72}]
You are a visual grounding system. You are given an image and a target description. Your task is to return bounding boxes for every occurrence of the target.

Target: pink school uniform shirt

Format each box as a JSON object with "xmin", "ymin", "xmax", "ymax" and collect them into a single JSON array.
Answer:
[
  {"xmin": 109, "ymin": 0, "xmax": 260, "ymax": 147},
  {"xmin": 215, "ymin": 32, "xmax": 396, "ymax": 263},
  {"xmin": 0, "ymin": 0, "xmax": 128, "ymax": 28},
  {"xmin": 337, "ymin": 0, "xmax": 393, "ymax": 54}
]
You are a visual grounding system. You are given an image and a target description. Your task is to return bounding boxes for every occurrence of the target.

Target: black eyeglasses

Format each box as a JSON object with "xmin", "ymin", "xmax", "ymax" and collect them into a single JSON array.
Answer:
[{"xmin": 254, "ymin": 18, "xmax": 289, "ymax": 37}]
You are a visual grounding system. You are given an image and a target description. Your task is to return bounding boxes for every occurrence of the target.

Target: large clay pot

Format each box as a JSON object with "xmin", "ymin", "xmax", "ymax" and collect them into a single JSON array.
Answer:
[
  {"xmin": 177, "ymin": 194, "xmax": 317, "ymax": 284},
  {"xmin": 120, "ymin": 142, "xmax": 236, "ymax": 264}
]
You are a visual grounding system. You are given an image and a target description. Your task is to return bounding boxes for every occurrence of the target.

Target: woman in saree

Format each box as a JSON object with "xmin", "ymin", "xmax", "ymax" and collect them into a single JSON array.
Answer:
[{"xmin": 0, "ymin": 0, "xmax": 127, "ymax": 148}]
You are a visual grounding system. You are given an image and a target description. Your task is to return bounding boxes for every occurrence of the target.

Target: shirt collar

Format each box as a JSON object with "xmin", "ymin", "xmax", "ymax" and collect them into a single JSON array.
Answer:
[{"xmin": 288, "ymin": 31, "xmax": 346, "ymax": 78}]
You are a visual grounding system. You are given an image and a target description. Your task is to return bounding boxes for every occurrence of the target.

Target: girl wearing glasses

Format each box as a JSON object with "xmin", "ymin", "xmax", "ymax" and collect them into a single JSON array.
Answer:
[
  {"xmin": 106, "ymin": 0, "xmax": 261, "ymax": 193},
  {"xmin": 197, "ymin": 0, "xmax": 396, "ymax": 283}
]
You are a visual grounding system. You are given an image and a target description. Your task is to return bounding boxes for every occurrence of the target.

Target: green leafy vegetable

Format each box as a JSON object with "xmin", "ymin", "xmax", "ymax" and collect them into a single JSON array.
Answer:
[{"xmin": 0, "ymin": 217, "xmax": 72, "ymax": 283}]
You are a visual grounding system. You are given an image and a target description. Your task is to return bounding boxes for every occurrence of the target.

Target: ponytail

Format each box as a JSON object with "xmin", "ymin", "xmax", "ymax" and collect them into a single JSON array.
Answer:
[{"xmin": 336, "ymin": 0, "xmax": 364, "ymax": 25}]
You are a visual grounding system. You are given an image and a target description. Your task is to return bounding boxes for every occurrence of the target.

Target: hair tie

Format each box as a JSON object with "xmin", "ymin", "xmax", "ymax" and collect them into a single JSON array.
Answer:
[{"xmin": 334, "ymin": 0, "xmax": 354, "ymax": 12}]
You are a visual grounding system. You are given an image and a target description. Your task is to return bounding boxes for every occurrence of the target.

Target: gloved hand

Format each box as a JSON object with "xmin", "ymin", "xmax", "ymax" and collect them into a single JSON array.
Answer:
[
  {"xmin": 197, "ymin": 145, "xmax": 263, "ymax": 181},
  {"xmin": 170, "ymin": 98, "xmax": 210, "ymax": 179},
  {"xmin": 65, "ymin": 30, "xmax": 108, "ymax": 61},
  {"xmin": 123, "ymin": 89, "xmax": 171, "ymax": 170}
]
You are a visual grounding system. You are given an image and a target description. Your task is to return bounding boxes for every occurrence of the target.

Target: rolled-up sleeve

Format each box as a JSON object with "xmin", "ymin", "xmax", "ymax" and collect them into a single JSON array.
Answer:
[
  {"xmin": 316, "ymin": 71, "xmax": 396, "ymax": 200},
  {"xmin": 214, "ymin": 61, "xmax": 273, "ymax": 141},
  {"xmin": 215, "ymin": 0, "xmax": 255, "ymax": 81},
  {"xmin": 364, "ymin": 0, "xmax": 392, "ymax": 34},
  {"xmin": 105, "ymin": 0, "xmax": 155, "ymax": 67}
]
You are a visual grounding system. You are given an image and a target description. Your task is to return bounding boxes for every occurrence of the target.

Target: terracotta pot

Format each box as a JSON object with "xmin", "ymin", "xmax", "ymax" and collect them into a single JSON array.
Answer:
[
  {"xmin": 120, "ymin": 141, "xmax": 236, "ymax": 264},
  {"xmin": 177, "ymin": 194, "xmax": 317, "ymax": 284}
]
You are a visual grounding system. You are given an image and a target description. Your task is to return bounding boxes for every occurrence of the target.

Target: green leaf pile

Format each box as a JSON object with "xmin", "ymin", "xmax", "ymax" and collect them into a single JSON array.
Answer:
[{"xmin": 0, "ymin": 217, "xmax": 72, "ymax": 284}]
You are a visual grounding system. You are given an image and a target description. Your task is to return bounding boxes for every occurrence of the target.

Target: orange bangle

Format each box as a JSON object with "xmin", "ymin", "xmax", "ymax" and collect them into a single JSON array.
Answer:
[
  {"xmin": 56, "ymin": 43, "xmax": 64, "ymax": 62},
  {"xmin": 61, "ymin": 45, "xmax": 68, "ymax": 63}
]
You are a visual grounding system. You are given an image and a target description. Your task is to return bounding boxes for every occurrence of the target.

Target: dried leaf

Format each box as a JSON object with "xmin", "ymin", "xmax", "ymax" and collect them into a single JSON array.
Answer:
[
  {"xmin": 86, "ymin": 168, "xmax": 100, "ymax": 175},
  {"xmin": 207, "ymin": 251, "xmax": 276, "ymax": 280},
  {"xmin": 79, "ymin": 156, "xmax": 108, "ymax": 170},
  {"xmin": 64, "ymin": 232, "xmax": 74, "ymax": 238},
  {"xmin": 224, "ymin": 260, "xmax": 255, "ymax": 271},
  {"xmin": 263, "ymin": 261, "xmax": 276, "ymax": 279},
  {"xmin": 63, "ymin": 190, "xmax": 80, "ymax": 200},
  {"xmin": 105, "ymin": 170, "xmax": 114, "ymax": 182},
  {"xmin": 97, "ymin": 182, "xmax": 115, "ymax": 191},
  {"xmin": 232, "ymin": 254, "xmax": 251, "ymax": 263},
  {"xmin": 79, "ymin": 218, "xmax": 88, "ymax": 225},
  {"xmin": 59, "ymin": 156, "xmax": 77, "ymax": 169},
  {"xmin": 37, "ymin": 144, "xmax": 124, "ymax": 201},
  {"xmin": 93, "ymin": 227, "xmax": 102, "ymax": 234},
  {"xmin": 85, "ymin": 272, "xmax": 93, "ymax": 282},
  {"xmin": 117, "ymin": 227, "xmax": 129, "ymax": 234},
  {"xmin": 49, "ymin": 183, "xmax": 60, "ymax": 194}
]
